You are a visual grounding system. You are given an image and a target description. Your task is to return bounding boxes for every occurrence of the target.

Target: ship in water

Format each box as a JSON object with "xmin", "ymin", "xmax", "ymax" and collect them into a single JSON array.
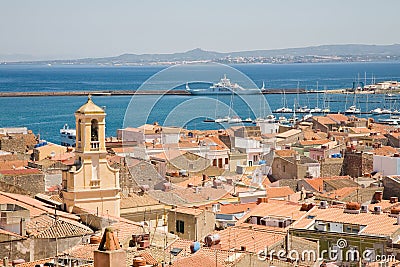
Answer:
[
  {"xmin": 60, "ymin": 124, "xmax": 76, "ymax": 147},
  {"xmin": 185, "ymin": 74, "xmax": 261, "ymax": 95}
]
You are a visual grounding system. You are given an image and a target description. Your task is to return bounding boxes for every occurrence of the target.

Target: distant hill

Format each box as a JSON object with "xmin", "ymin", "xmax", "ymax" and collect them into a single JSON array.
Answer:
[{"xmin": 4, "ymin": 44, "xmax": 400, "ymax": 65}]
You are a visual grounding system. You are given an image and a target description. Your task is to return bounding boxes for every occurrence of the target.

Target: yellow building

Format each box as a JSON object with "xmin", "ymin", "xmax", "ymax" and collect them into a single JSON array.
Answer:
[{"xmin": 61, "ymin": 96, "xmax": 120, "ymax": 217}]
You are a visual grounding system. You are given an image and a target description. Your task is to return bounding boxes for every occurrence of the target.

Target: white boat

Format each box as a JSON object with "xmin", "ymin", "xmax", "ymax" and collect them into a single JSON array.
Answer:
[
  {"xmin": 275, "ymin": 90, "xmax": 292, "ymax": 113},
  {"xmin": 215, "ymin": 117, "xmax": 229, "ymax": 123},
  {"xmin": 254, "ymin": 115, "xmax": 276, "ymax": 123},
  {"xmin": 275, "ymin": 107, "xmax": 293, "ymax": 113},
  {"xmin": 381, "ymin": 108, "xmax": 392, "ymax": 114},
  {"xmin": 295, "ymin": 106, "xmax": 311, "ymax": 113},
  {"xmin": 186, "ymin": 75, "xmax": 260, "ymax": 95},
  {"xmin": 310, "ymin": 107, "xmax": 322, "ymax": 113},
  {"xmin": 60, "ymin": 124, "xmax": 76, "ymax": 147},
  {"xmin": 371, "ymin": 108, "xmax": 383, "ymax": 115},
  {"xmin": 228, "ymin": 116, "xmax": 242, "ymax": 124},
  {"xmin": 378, "ymin": 116, "xmax": 400, "ymax": 125},
  {"xmin": 345, "ymin": 105, "xmax": 361, "ymax": 114}
]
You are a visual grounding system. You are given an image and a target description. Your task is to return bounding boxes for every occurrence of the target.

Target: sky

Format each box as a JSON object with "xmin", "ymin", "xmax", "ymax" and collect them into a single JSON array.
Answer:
[{"xmin": 1, "ymin": 0, "xmax": 400, "ymax": 60}]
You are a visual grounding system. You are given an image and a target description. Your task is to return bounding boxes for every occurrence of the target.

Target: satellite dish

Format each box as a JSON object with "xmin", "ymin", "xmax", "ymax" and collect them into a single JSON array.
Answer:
[{"xmin": 50, "ymin": 151, "xmax": 56, "ymax": 158}]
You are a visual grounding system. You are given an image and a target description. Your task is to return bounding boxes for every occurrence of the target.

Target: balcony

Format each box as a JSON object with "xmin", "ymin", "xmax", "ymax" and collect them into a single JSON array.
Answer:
[
  {"xmin": 90, "ymin": 179, "xmax": 100, "ymax": 188},
  {"xmin": 90, "ymin": 141, "xmax": 100, "ymax": 151}
]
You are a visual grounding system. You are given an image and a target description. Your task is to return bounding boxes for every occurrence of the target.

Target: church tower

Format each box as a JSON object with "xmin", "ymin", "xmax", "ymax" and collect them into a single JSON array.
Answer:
[{"xmin": 62, "ymin": 96, "xmax": 120, "ymax": 217}]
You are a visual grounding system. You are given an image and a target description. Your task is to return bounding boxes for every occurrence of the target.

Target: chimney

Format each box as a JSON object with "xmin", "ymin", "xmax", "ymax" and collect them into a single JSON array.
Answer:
[
  {"xmin": 372, "ymin": 191, "xmax": 383, "ymax": 203},
  {"xmin": 94, "ymin": 227, "xmax": 126, "ymax": 267}
]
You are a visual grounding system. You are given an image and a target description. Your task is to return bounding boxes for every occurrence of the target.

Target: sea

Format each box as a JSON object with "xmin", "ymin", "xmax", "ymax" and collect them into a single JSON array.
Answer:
[{"xmin": 1, "ymin": 62, "xmax": 400, "ymax": 144}]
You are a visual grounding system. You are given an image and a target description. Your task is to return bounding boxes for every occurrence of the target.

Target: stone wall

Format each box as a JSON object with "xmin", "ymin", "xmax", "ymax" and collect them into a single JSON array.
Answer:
[
  {"xmin": 0, "ymin": 180, "xmax": 31, "ymax": 195},
  {"xmin": 0, "ymin": 133, "xmax": 36, "ymax": 153},
  {"xmin": 0, "ymin": 238, "xmax": 31, "ymax": 262},
  {"xmin": 33, "ymin": 236, "xmax": 87, "ymax": 260},
  {"xmin": 342, "ymin": 151, "xmax": 373, "ymax": 178},
  {"xmin": 320, "ymin": 158, "xmax": 344, "ymax": 177},
  {"xmin": 0, "ymin": 173, "xmax": 45, "ymax": 195},
  {"xmin": 383, "ymin": 176, "xmax": 400, "ymax": 199},
  {"xmin": 342, "ymin": 186, "xmax": 384, "ymax": 203},
  {"xmin": 271, "ymin": 157, "xmax": 297, "ymax": 180}
]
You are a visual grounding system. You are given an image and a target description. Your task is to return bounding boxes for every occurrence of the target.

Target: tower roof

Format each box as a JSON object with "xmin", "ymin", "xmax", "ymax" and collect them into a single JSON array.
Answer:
[{"xmin": 76, "ymin": 95, "xmax": 105, "ymax": 114}]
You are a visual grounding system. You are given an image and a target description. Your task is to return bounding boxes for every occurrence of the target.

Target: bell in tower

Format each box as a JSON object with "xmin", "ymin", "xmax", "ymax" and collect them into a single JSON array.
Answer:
[{"xmin": 61, "ymin": 95, "xmax": 120, "ymax": 217}]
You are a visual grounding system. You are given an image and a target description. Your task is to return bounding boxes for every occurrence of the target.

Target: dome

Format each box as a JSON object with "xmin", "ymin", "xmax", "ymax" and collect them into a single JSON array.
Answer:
[{"xmin": 76, "ymin": 95, "xmax": 105, "ymax": 114}]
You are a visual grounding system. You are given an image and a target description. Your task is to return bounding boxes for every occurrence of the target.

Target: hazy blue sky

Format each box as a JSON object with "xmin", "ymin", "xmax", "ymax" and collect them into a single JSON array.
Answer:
[{"xmin": 1, "ymin": 0, "xmax": 400, "ymax": 60}]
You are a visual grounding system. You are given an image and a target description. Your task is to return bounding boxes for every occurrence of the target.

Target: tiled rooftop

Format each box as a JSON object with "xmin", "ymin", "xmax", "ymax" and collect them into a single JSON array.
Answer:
[
  {"xmin": 26, "ymin": 214, "xmax": 94, "ymax": 238},
  {"xmin": 214, "ymin": 226, "xmax": 285, "ymax": 253},
  {"xmin": 298, "ymin": 206, "xmax": 400, "ymax": 237},
  {"xmin": 266, "ymin": 186, "xmax": 295, "ymax": 199}
]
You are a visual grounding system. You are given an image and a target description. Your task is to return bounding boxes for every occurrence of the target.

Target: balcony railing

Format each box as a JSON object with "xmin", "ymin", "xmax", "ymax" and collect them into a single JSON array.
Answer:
[
  {"xmin": 90, "ymin": 179, "xmax": 100, "ymax": 188},
  {"xmin": 90, "ymin": 141, "xmax": 100, "ymax": 151}
]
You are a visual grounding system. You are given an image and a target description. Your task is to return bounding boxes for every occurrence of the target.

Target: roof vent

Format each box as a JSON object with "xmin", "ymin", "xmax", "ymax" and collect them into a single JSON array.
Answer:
[
  {"xmin": 373, "ymin": 206, "xmax": 382, "ymax": 214},
  {"xmin": 319, "ymin": 201, "xmax": 328, "ymax": 209},
  {"xmin": 360, "ymin": 204, "xmax": 368, "ymax": 213}
]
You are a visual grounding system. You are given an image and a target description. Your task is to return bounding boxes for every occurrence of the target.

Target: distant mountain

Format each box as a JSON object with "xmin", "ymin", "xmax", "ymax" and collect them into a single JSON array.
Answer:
[{"xmin": 5, "ymin": 44, "xmax": 400, "ymax": 65}]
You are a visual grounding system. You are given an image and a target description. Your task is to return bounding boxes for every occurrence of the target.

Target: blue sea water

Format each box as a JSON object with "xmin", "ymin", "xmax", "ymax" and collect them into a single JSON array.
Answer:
[{"xmin": 0, "ymin": 62, "xmax": 400, "ymax": 144}]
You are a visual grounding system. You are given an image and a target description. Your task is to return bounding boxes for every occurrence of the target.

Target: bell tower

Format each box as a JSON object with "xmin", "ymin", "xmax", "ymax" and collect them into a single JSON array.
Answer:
[{"xmin": 62, "ymin": 96, "xmax": 120, "ymax": 217}]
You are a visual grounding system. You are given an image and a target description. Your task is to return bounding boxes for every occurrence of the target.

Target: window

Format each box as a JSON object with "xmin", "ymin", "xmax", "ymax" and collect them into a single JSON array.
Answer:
[
  {"xmin": 283, "ymin": 165, "xmax": 286, "ymax": 172},
  {"xmin": 91, "ymin": 119, "xmax": 99, "ymax": 141},
  {"xmin": 225, "ymin": 158, "xmax": 228, "ymax": 164},
  {"xmin": 176, "ymin": 220, "xmax": 184, "ymax": 234}
]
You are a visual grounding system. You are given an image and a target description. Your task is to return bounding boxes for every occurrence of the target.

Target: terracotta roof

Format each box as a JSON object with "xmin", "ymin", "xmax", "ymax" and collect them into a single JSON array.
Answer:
[
  {"xmin": 0, "ymin": 168, "xmax": 41, "ymax": 175},
  {"xmin": 166, "ymin": 238, "xmax": 243, "ymax": 267},
  {"xmin": 172, "ymin": 207, "xmax": 204, "ymax": 216},
  {"xmin": 236, "ymin": 200, "xmax": 307, "ymax": 229},
  {"xmin": 298, "ymin": 206, "xmax": 400, "ymax": 237},
  {"xmin": 63, "ymin": 243, "xmax": 98, "ymax": 260},
  {"xmin": 0, "ymin": 191, "xmax": 78, "ymax": 220},
  {"xmin": 349, "ymin": 127, "xmax": 372, "ymax": 134},
  {"xmin": 109, "ymin": 216, "xmax": 146, "ymax": 244},
  {"xmin": 303, "ymin": 130, "xmax": 328, "ymax": 140},
  {"xmin": 274, "ymin": 149, "xmax": 296, "ymax": 157},
  {"xmin": 219, "ymin": 202, "xmax": 257, "ymax": 215},
  {"xmin": 172, "ymin": 254, "xmax": 223, "ymax": 267},
  {"xmin": 303, "ymin": 176, "xmax": 352, "ymax": 192},
  {"xmin": 266, "ymin": 186, "xmax": 295, "ymax": 198},
  {"xmin": 13, "ymin": 258, "xmax": 55, "ymax": 267},
  {"xmin": 313, "ymin": 116, "xmax": 337, "ymax": 125},
  {"xmin": 324, "ymin": 178, "xmax": 359, "ymax": 190},
  {"xmin": 215, "ymin": 226, "xmax": 285, "ymax": 253},
  {"xmin": 318, "ymin": 187, "xmax": 358, "ymax": 200},
  {"xmin": 299, "ymin": 139, "xmax": 331, "ymax": 146},
  {"xmin": 139, "ymin": 251, "xmax": 159, "ymax": 266},
  {"xmin": 26, "ymin": 214, "xmax": 94, "ymax": 238},
  {"xmin": 276, "ymin": 129, "xmax": 302, "ymax": 138},
  {"xmin": 327, "ymin": 114, "xmax": 348, "ymax": 122},
  {"xmin": 0, "ymin": 160, "xmax": 27, "ymax": 170},
  {"xmin": 372, "ymin": 146, "xmax": 398, "ymax": 156},
  {"xmin": 120, "ymin": 192, "xmax": 160, "ymax": 209}
]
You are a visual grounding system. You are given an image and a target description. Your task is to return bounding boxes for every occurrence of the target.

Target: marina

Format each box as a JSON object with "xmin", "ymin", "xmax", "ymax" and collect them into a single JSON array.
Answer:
[{"xmin": 1, "ymin": 62, "xmax": 400, "ymax": 144}]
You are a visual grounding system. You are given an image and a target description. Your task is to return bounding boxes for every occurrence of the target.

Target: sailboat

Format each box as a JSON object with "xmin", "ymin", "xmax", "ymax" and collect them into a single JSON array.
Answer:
[
  {"xmin": 345, "ymin": 91, "xmax": 361, "ymax": 114},
  {"xmin": 310, "ymin": 82, "xmax": 322, "ymax": 113},
  {"xmin": 321, "ymin": 87, "xmax": 331, "ymax": 113},
  {"xmin": 274, "ymin": 90, "xmax": 293, "ymax": 113}
]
